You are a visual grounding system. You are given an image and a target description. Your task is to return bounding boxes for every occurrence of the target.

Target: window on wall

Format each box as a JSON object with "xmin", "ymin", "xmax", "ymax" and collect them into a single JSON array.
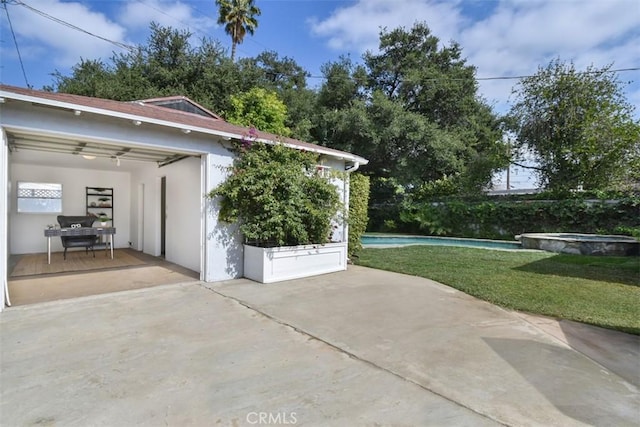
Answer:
[{"xmin": 16, "ymin": 182, "xmax": 62, "ymax": 213}]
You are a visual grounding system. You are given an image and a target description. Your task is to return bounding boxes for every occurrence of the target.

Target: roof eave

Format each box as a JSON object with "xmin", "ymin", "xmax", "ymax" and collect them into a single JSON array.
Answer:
[{"xmin": 0, "ymin": 89, "xmax": 369, "ymax": 165}]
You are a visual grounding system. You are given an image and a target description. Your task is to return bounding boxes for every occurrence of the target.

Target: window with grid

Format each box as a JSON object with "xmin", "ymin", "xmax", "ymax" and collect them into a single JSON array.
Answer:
[{"xmin": 17, "ymin": 182, "xmax": 63, "ymax": 213}]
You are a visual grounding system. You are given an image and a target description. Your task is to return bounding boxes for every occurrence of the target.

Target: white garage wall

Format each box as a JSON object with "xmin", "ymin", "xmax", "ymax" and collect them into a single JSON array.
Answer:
[
  {"xmin": 129, "ymin": 156, "xmax": 201, "ymax": 273},
  {"xmin": 9, "ymin": 162, "xmax": 131, "ymax": 254},
  {"xmin": 204, "ymin": 151, "xmax": 244, "ymax": 282},
  {"xmin": 164, "ymin": 157, "xmax": 201, "ymax": 272}
]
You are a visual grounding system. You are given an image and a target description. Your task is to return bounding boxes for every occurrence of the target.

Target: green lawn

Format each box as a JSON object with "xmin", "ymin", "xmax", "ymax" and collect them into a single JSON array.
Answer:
[{"xmin": 355, "ymin": 246, "xmax": 640, "ymax": 334}]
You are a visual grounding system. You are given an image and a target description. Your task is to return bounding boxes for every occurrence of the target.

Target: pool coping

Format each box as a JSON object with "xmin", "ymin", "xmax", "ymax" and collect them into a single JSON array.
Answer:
[{"xmin": 361, "ymin": 234, "xmax": 529, "ymax": 252}]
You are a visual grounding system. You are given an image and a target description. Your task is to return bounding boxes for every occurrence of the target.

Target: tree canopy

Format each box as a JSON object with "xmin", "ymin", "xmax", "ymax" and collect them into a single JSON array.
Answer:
[
  {"xmin": 311, "ymin": 24, "xmax": 505, "ymax": 196},
  {"xmin": 227, "ymin": 87, "xmax": 291, "ymax": 136},
  {"xmin": 507, "ymin": 59, "xmax": 640, "ymax": 192}
]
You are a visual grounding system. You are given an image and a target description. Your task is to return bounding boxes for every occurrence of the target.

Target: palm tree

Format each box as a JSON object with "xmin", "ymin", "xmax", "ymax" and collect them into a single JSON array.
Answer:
[{"xmin": 215, "ymin": 0, "xmax": 261, "ymax": 62}]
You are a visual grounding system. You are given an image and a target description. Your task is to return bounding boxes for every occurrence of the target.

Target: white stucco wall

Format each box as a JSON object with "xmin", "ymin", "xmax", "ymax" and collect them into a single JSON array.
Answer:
[
  {"xmin": 164, "ymin": 157, "xmax": 202, "ymax": 272},
  {"xmin": 203, "ymin": 151, "xmax": 244, "ymax": 282},
  {"xmin": 128, "ymin": 162, "xmax": 160, "ymax": 256},
  {"xmin": 322, "ymin": 157, "xmax": 349, "ymax": 243},
  {"xmin": 129, "ymin": 156, "xmax": 202, "ymax": 273},
  {"xmin": 9, "ymin": 158, "xmax": 131, "ymax": 254}
]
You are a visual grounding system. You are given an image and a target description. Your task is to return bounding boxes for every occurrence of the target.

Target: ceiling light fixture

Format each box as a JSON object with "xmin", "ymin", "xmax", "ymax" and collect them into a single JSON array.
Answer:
[
  {"xmin": 74, "ymin": 110, "xmax": 82, "ymax": 116},
  {"xmin": 82, "ymin": 155, "xmax": 96, "ymax": 160},
  {"xmin": 181, "ymin": 128, "xmax": 191, "ymax": 134},
  {"xmin": 132, "ymin": 120, "xmax": 142, "ymax": 126}
]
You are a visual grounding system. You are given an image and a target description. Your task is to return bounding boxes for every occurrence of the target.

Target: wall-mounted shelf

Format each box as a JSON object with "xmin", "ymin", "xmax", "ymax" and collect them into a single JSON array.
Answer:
[{"xmin": 86, "ymin": 187, "xmax": 113, "ymax": 225}]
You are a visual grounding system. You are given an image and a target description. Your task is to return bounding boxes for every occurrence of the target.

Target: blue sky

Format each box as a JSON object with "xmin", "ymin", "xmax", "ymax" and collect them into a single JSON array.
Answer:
[
  {"xmin": 1, "ymin": 0, "xmax": 638, "ymax": 114},
  {"xmin": 1, "ymin": 0, "xmax": 639, "ymax": 188}
]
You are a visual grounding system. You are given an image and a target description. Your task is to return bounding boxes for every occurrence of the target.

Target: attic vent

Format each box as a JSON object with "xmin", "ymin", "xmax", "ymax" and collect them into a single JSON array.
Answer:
[{"xmin": 145, "ymin": 98, "xmax": 220, "ymax": 119}]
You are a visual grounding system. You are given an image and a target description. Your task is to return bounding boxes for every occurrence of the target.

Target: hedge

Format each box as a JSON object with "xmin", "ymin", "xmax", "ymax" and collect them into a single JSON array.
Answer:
[
  {"xmin": 348, "ymin": 173, "xmax": 370, "ymax": 256},
  {"xmin": 370, "ymin": 195, "xmax": 640, "ymax": 240}
]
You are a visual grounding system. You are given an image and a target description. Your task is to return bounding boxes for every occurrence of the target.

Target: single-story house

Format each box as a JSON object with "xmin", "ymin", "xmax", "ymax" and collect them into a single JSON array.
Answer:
[{"xmin": 0, "ymin": 85, "xmax": 368, "ymax": 310}]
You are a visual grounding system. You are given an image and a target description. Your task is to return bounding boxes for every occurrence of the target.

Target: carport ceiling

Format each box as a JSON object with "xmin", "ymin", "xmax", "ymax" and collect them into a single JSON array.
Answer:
[{"xmin": 7, "ymin": 132, "xmax": 198, "ymax": 167}]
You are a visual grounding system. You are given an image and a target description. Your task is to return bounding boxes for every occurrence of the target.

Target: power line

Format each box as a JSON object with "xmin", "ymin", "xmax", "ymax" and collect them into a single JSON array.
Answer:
[
  {"xmin": 13, "ymin": 0, "xmax": 136, "ymax": 52},
  {"xmin": 2, "ymin": 0, "xmax": 30, "ymax": 88},
  {"xmin": 305, "ymin": 66, "xmax": 640, "ymax": 81},
  {"xmin": 475, "ymin": 67, "xmax": 640, "ymax": 82},
  {"xmin": 134, "ymin": 0, "xmax": 210, "ymax": 38},
  {"xmin": 6, "ymin": 0, "xmax": 639, "ymax": 86}
]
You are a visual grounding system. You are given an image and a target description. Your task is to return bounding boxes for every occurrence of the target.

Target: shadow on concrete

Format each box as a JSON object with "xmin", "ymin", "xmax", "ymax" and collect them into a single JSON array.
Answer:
[
  {"xmin": 557, "ymin": 320, "xmax": 640, "ymax": 388},
  {"xmin": 483, "ymin": 337, "xmax": 639, "ymax": 426},
  {"xmin": 513, "ymin": 254, "xmax": 639, "ymax": 286}
]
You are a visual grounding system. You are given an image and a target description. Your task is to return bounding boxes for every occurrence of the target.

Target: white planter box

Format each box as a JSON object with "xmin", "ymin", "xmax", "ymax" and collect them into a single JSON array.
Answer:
[{"xmin": 243, "ymin": 242, "xmax": 347, "ymax": 283}]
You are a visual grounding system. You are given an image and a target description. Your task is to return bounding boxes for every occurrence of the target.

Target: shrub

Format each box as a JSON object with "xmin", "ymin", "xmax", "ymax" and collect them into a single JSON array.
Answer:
[{"xmin": 208, "ymin": 141, "xmax": 341, "ymax": 247}]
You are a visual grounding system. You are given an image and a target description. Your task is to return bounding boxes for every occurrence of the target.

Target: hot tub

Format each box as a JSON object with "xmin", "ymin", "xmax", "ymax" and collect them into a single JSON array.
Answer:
[{"xmin": 517, "ymin": 233, "xmax": 639, "ymax": 256}]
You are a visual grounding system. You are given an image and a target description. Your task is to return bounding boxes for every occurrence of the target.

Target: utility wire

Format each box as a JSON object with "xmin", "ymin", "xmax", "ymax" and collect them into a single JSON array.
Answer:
[
  {"xmin": 475, "ymin": 67, "xmax": 640, "ymax": 81},
  {"xmin": 133, "ymin": 0, "xmax": 211, "ymax": 39},
  {"xmin": 305, "ymin": 66, "xmax": 640, "ymax": 81},
  {"xmin": 2, "ymin": 0, "xmax": 30, "ymax": 88},
  {"xmin": 6, "ymin": 0, "xmax": 639, "ymax": 85},
  {"xmin": 128, "ymin": 2, "xmax": 640, "ymax": 83},
  {"xmin": 14, "ymin": 0, "xmax": 136, "ymax": 52}
]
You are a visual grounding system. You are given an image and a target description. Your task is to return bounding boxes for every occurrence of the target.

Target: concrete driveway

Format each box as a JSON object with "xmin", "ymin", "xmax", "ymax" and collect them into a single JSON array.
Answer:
[{"xmin": 1, "ymin": 266, "xmax": 638, "ymax": 426}]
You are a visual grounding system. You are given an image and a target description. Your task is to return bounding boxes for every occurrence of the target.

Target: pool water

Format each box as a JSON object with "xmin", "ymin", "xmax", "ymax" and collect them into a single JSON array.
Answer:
[{"xmin": 361, "ymin": 235, "xmax": 522, "ymax": 250}]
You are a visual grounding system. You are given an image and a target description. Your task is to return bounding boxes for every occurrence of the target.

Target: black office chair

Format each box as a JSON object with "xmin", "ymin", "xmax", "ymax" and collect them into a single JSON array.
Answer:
[{"xmin": 56, "ymin": 216, "xmax": 99, "ymax": 260}]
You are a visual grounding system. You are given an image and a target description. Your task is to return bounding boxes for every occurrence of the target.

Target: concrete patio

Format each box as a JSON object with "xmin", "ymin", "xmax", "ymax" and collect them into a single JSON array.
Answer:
[{"xmin": 1, "ymin": 266, "xmax": 638, "ymax": 426}]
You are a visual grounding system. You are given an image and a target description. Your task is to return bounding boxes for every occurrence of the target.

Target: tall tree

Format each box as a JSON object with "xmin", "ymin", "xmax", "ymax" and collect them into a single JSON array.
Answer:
[
  {"xmin": 508, "ymin": 59, "xmax": 640, "ymax": 191},
  {"xmin": 50, "ymin": 23, "xmax": 242, "ymax": 115},
  {"xmin": 364, "ymin": 23, "xmax": 480, "ymax": 129},
  {"xmin": 315, "ymin": 23, "xmax": 505, "ymax": 195},
  {"xmin": 317, "ymin": 55, "xmax": 367, "ymax": 110},
  {"xmin": 215, "ymin": 0, "xmax": 261, "ymax": 62}
]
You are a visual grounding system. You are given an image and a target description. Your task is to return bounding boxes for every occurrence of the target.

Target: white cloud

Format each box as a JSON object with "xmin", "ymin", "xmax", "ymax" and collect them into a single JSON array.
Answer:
[
  {"xmin": 308, "ymin": 0, "xmax": 640, "ymax": 115},
  {"xmin": 308, "ymin": 0, "xmax": 466, "ymax": 53},
  {"xmin": 119, "ymin": 0, "xmax": 215, "ymax": 37},
  {"xmin": 461, "ymin": 0, "xmax": 640, "ymax": 112},
  {"xmin": 8, "ymin": 0, "xmax": 130, "ymax": 66},
  {"xmin": 3, "ymin": 0, "xmax": 216, "ymax": 70}
]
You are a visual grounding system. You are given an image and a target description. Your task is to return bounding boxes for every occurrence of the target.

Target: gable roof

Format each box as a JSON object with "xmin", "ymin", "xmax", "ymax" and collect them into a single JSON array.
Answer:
[{"xmin": 0, "ymin": 85, "xmax": 368, "ymax": 165}]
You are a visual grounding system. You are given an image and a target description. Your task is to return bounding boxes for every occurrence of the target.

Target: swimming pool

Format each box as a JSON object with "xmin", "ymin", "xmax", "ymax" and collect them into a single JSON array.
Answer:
[{"xmin": 361, "ymin": 235, "xmax": 523, "ymax": 250}]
